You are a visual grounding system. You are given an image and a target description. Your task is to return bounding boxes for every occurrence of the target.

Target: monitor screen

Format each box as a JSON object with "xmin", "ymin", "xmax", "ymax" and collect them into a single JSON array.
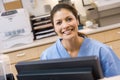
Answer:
[{"xmin": 15, "ymin": 56, "xmax": 104, "ymax": 80}]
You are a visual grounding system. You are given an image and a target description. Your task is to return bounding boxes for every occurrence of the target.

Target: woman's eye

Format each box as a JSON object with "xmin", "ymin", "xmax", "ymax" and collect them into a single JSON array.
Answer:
[
  {"xmin": 67, "ymin": 18, "xmax": 72, "ymax": 22},
  {"xmin": 56, "ymin": 21, "xmax": 62, "ymax": 25}
]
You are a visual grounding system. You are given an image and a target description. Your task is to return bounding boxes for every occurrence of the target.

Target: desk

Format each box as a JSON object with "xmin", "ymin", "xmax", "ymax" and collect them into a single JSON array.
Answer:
[
  {"xmin": 2, "ymin": 23, "xmax": 120, "ymax": 80},
  {"xmin": 101, "ymin": 75, "xmax": 120, "ymax": 80}
]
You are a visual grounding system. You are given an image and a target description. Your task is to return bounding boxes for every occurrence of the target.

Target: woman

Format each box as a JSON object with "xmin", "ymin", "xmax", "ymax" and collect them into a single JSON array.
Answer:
[{"xmin": 40, "ymin": 3, "xmax": 120, "ymax": 77}]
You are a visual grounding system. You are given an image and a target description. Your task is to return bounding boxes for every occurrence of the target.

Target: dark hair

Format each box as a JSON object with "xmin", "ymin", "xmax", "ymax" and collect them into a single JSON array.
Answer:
[
  {"xmin": 51, "ymin": 3, "xmax": 87, "ymax": 37},
  {"xmin": 51, "ymin": 3, "xmax": 78, "ymax": 25}
]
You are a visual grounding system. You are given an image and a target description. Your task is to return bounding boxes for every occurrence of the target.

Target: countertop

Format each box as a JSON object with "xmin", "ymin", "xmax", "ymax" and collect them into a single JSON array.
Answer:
[
  {"xmin": 100, "ymin": 75, "xmax": 120, "ymax": 80},
  {"xmin": 1, "ymin": 23, "xmax": 120, "ymax": 54}
]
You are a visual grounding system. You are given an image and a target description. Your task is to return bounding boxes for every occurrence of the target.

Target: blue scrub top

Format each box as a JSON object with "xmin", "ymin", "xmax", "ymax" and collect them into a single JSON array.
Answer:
[{"xmin": 40, "ymin": 38, "xmax": 120, "ymax": 77}]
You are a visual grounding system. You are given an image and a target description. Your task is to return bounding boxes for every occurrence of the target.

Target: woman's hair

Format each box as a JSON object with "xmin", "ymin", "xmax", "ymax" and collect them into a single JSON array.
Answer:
[
  {"xmin": 50, "ymin": 3, "xmax": 87, "ymax": 37},
  {"xmin": 51, "ymin": 3, "xmax": 78, "ymax": 25}
]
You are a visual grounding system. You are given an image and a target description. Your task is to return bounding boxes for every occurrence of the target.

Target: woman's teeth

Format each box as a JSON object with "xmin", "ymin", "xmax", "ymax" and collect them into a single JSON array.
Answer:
[{"xmin": 63, "ymin": 29, "xmax": 72, "ymax": 35}]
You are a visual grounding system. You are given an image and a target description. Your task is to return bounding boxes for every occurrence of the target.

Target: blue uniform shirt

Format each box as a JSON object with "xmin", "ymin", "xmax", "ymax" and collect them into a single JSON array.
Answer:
[{"xmin": 40, "ymin": 38, "xmax": 120, "ymax": 77}]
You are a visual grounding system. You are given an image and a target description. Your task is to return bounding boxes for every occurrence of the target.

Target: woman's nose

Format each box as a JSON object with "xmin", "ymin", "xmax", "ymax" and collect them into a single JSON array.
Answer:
[{"xmin": 62, "ymin": 21, "xmax": 69, "ymax": 29}]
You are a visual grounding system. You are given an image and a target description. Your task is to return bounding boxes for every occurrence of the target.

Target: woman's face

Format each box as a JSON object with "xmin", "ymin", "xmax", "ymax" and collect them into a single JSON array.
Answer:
[{"xmin": 53, "ymin": 8, "xmax": 79, "ymax": 40}]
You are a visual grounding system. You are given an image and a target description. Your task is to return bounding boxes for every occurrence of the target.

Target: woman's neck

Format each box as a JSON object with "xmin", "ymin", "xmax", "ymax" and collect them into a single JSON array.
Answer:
[{"xmin": 62, "ymin": 36, "xmax": 84, "ymax": 57}]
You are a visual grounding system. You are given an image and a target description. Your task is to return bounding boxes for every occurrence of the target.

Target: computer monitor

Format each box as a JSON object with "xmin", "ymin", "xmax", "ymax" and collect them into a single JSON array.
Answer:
[{"xmin": 15, "ymin": 56, "xmax": 104, "ymax": 80}]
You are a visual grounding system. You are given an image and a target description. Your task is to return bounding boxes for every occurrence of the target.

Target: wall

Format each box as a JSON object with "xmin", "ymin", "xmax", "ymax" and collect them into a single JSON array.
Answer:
[
  {"xmin": 0, "ymin": 0, "xmax": 5, "ymax": 12},
  {"xmin": 46, "ymin": 0, "xmax": 86, "ymax": 16},
  {"xmin": 21, "ymin": 0, "xmax": 86, "ymax": 17},
  {"xmin": 0, "ymin": 0, "xmax": 91, "ymax": 16},
  {"xmin": 73, "ymin": 0, "xmax": 86, "ymax": 16}
]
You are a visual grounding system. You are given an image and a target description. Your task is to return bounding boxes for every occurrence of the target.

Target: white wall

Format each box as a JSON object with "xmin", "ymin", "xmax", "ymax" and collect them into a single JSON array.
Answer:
[
  {"xmin": 73, "ymin": 0, "xmax": 86, "ymax": 16},
  {"xmin": 0, "ymin": 0, "xmax": 88, "ymax": 16},
  {"xmin": 44, "ymin": 0, "xmax": 58, "ymax": 8},
  {"xmin": 21, "ymin": 0, "xmax": 86, "ymax": 17},
  {"xmin": 0, "ymin": 0, "xmax": 5, "ymax": 12},
  {"xmin": 21, "ymin": 0, "xmax": 58, "ymax": 16},
  {"xmin": 45, "ymin": 0, "xmax": 86, "ymax": 16}
]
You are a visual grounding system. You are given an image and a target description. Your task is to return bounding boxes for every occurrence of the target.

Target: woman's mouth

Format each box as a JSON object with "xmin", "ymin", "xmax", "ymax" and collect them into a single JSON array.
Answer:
[{"xmin": 62, "ymin": 29, "xmax": 73, "ymax": 35}]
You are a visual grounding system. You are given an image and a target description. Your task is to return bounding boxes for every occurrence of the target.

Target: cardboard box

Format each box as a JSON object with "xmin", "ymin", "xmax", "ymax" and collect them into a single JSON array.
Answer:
[{"xmin": 4, "ymin": 0, "xmax": 22, "ymax": 11}]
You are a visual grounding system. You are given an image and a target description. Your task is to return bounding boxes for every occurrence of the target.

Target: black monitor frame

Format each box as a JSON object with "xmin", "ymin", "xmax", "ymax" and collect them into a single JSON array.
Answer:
[{"xmin": 15, "ymin": 56, "xmax": 104, "ymax": 80}]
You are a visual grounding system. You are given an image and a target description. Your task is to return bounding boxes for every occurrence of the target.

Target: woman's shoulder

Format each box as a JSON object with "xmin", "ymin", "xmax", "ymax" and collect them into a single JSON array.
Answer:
[
  {"xmin": 86, "ymin": 38, "xmax": 117, "ymax": 58},
  {"xmin": 84, "ymin": 37, "xmax": 113, "ymax": 55},
  {"xmin": 84, "ymin": 37, "xmax": 107, "ymax": 48}
]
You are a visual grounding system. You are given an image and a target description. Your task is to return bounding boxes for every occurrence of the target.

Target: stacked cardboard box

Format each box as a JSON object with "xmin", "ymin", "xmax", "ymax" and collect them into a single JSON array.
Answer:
[{"xmin": 3, "ymin": 0, "xmax": 22, "ymax": 11}]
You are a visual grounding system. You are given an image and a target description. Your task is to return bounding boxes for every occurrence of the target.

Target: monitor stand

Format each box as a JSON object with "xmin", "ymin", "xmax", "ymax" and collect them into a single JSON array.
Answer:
[{"xmin": 6, "ymin": 73, "xmax": 15, "ymax": 80}]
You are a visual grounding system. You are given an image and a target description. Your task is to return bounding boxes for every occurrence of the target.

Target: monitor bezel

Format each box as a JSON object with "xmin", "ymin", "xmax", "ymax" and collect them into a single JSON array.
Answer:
[{"xmin": 15, "ymin": 56, "xmax": 104, "ymax": 80}]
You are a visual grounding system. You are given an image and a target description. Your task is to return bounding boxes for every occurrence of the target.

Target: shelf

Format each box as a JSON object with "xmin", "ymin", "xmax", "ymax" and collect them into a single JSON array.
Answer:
[{"xmin": 31, "ymin": 14, "xmax": 55, "ymax": 40}]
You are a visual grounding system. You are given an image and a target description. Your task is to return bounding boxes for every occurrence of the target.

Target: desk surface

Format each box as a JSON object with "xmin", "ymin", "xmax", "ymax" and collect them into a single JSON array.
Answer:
[
  {"xmin": 1, "ymin": 23, "xmax": 120, "ymax": 53},
  {"xmin": 101, "ymin": 75, "xmax": 120, "ymax": 80}
]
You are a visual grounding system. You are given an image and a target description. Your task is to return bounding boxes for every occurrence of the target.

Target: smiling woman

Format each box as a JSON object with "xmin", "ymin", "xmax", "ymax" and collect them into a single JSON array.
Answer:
[
  {"xmin": 50, "ymin": 3, "xmax": 86, "ymax": 38},
  {"xmin": 40, "ymin": 3, "xmax": 120, "ymax": 77}
]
